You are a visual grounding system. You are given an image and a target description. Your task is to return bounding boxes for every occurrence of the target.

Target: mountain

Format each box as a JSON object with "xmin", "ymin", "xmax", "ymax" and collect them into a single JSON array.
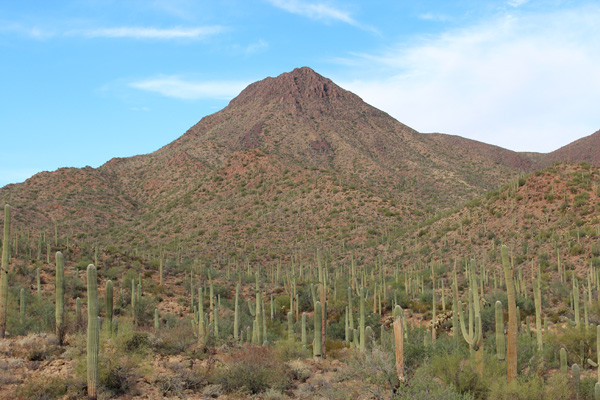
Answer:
[
  {"xmin": 545, "ymin": 129, "xmax": 600, "ymax": 166},
  {"xmin": 0, "ymin": 67, "xmax": 597, "ymax": 265},
  {"xmin": 100, "ymin": 67, "xmax": 524, "ymax": 207}
]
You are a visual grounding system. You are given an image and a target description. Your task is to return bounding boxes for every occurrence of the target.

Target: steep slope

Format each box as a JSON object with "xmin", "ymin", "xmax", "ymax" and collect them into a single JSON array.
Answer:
[
  {"xmin": 0, "ymin": 166, "xmax": 140, "ymax": 236},
  {"xmin": 102, "ymin": 67, "xmax": 522, "ymax": 211},
  {"xmin": 544, "ymin": 129, "xmax": 600, "ymax": 166},
  {"xmin": 403, "ymin": 162, "xmax": 600, "ymax": 285}
]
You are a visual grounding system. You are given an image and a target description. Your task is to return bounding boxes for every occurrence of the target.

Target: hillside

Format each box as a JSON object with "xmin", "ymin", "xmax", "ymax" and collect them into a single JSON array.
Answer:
[
  {"xmin": 0, "ymin": 67, "xmax": 529, "ymax": 265},
  {"xmin": 546, "ymin": 129, "xmax": 600, "ymax": 166},
  {"xmin": 404, "ymin": 162, "xmax": 600, "ymax": 286}
]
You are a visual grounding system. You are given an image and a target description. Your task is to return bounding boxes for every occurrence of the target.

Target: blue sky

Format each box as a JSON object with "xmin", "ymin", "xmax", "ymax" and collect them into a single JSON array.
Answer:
[{"xmin": 1, "ymin": 0, "xmax": 599, "ymax": 187}]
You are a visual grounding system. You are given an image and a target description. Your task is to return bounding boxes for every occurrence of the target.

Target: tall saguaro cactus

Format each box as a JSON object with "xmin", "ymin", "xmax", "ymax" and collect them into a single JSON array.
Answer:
[
  {"xmin": 586, "ymin": 325, "xmax": 600, "ymax": 383},
  {"xmin": 0, "ymin": 204, "xmax": 10, "ymax": 338},
  {"xmin": 359, "ymin": 287, "xmax": 366, "ymax": 352},
  {"xmin": 106, "ymin": 280, "xmax": 113, "ymax": 335},
  {"xmin": 495, "ymin": 301, "xmax": 506, "ymax": 361},
  {"xmin": 502, "ymin": 245, "xmax": 518, "ymax": 383},
  {"xmin": 20, "ymin": 288, "xmax": 25, "ymax": 324},
  {"xmin": 56, "ymin": 251, "xmax": 65, "ymax": 344},
  {"xmin": 314, "ymin": 301, "xmax": 322, "ymax": 359},
  {"xmin": 233, "ymin": 283, "xmax": 240, "ymax": 341},
  {"xmin": 87, "ymin": 264, "xmax": 99, "ymax": 400},
  {"xmin": 393, "ymin": 305, "xmax": 405, "ymax": 383},
  {"xmin": 533, "ymin": 276, "xmax": 543, "ymax": 352},
  {"xmin": 198, "ymin": 286, "xmax": 205, "ymax": 345}
]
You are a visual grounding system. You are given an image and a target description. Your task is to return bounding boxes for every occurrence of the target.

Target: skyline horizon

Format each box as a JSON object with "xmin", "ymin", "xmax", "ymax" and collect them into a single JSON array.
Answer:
[{"xmin": 2, "ymin": 1, "xmax": 598, "ymax": 187}]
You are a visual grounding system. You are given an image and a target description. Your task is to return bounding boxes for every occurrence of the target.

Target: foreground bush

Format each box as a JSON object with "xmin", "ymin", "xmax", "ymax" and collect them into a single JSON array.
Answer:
[{"xmin": 213, "ymin": 346, "xmax": 292, "ymax": 395}]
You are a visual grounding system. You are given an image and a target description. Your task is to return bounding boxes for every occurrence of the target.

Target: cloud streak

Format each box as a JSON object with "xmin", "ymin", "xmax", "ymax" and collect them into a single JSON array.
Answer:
[
  {"xmin": 70, "ymin": 25, "xmax": 225, "ymax": 40},
  {"xmin": 129, "ymin": 76, "xmax": 249, "ymax": 100},
  {"xmin": 267, "ymin": 0, "xmax": 377, "ymax": 32},
  {"xmin": 1, "ymin": 22, "xmax": 225, "ymax": 40},
  {"xmin": 340, "ymin": 5, "xmax": 600, "ymax": 153}
]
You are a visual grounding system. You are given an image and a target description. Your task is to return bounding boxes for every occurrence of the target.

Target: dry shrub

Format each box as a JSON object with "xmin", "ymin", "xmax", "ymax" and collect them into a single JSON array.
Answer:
[
  {"xmin": 287, "ymin": 359, "xmax": 311, "ymax": 382},
  {"xmin": 15, "ymin": 376, "xmax": 84, "ymax": 400},
  {"xmin": 213, "ymin": 346, "xmax": 292, "ymax": 394}
]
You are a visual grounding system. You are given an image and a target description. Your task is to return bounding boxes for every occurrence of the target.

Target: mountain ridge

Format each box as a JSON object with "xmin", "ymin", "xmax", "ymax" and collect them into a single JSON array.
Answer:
[{"xmin": 1, "ymin": 67, "xmax": 598, "ymax": 265}]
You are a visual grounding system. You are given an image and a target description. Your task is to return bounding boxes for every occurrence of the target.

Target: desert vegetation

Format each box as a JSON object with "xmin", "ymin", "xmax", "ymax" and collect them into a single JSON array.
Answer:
[{"xmin": 0, "ymin": 162, "xmax": 600, "ymax": 399}]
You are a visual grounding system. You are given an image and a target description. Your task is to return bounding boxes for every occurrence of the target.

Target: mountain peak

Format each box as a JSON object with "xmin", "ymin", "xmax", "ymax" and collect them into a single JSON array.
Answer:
[{"xmin": 229, "ymin": 66, "xmax": 347, "ymax": 109}]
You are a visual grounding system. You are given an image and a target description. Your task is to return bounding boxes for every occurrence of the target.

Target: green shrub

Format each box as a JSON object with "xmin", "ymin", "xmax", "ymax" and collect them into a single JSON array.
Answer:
[
  {"xmin": 394, "ymin": 366, "xmax": 474, "ymax": 400},
  {"xmin": 428, "ymin": 352, "xmax": 489, "ymax": 399},
  {"xmin": 541, "ymin": 373, "xmax": 571, "ymax": 400},
  {"xmin": 488, "ymin": 375, "xmax": 543, "ymax": 400},
  {"xmin": 275, "ymin": 339, "xmax": 311, "ymax": 361}
]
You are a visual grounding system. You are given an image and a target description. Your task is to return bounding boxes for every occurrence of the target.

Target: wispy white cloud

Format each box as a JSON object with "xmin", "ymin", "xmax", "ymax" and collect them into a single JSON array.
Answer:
[
  {"xmin": 508, "ymin": 0, "xmax": 530, "ymax": 7},
  {"xmin": 1, "ymin": 21, "xmax": 225, "ymax": 40},
  {"xmin": 129, "ymin": 76, "xmax": 249, "ymax": 100},
  {"xmin": 149, "ymin": 0, "xmax": 198, "ymax": 20},
  {"xmin": 70, "ymin": 25, "xmax": 225, "ymax": 39},
  {"xmin": 418, "ymin": 13, "xmax": 452, "ymax": 22},
  {"xmin": 0, "ymin": 22, "xmax": 55, "ymax": 39},
  {"xmin": 244, "ymin": 39, "xmax": 269, "ymax": 54},
  {"xmin": 340, "ymin": 5, "xmax": 600, "ymax": 153},
  {"xmin": 267, "ymin": 0, "xmax": 377, "ymax": 32}
]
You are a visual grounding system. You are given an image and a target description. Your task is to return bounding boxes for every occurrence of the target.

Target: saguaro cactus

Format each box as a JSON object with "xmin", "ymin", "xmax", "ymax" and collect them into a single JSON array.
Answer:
[
  {"xmin": 87, "ymin": 264, "xmax": 99, "ymax": 400},
  {"xmin": 573, "ymin": 272, "xmax": 581, "ymax": 329},
  {"xmin": 76, "ymin": 297, "xmax": 82, "ymax": 329},
  {"xmin": 359, "ymin": 287, "xmax": 366, "ymax": 352},
  {"xmin": 348, "ymin": 287, "xmax": 354, "ymax": 341},
  {"xmin": 573, "ymin": 363, "xmax": 580, "ymax": 397},
  {"xmin": 314, "ymin": 301, "xmax": 322, "ymax": 359},
  {"xmin": 458, "ymin": 296, "xmax": 482, "ymax": 368},
  {"xmin": 502, "ymin": 245, "xmax": 518, "ymax": 383},
  {"xmin": 393, "ymin": 305, "xmax": 405, "ymax": 383},
  {"xmin": 0, "ymin": 204, "xmax": 10, "ymax": 338},
  {"xmin": 198, "ymin": 286, "xmax": 205, "ymax": 345},
  {"xmin": 105, "ymin": 280, "xmax": 113, "ymax": 335},
  {"xmin": 533, "ymin": 276, "xmax": 543, "ymax": 352},
  {"xmin": 288, "ymin": 311, "xmax": 294, "ymax": 341},
  {"xmin": 159, "ymin": 258, "xmax": 163, "ymax": 286},
  {"xmin": 586, "ymin": 325, "xmax": 600, "ymax": 383},
  {"xmin": 131, "ymin": 279, "xmax": 136, "ymax": 321},
  {"xmin": 301, "ymin": 312, "xmax": 307, "ymax": 347},
  {"xmin": 55, "ymin": 252, "xmax": 65, "ymax": 344},
  {"xmin": 495, "ymin": 300, "xmax": 505, "ymax": 361},
  {"xmin": 36, "ymin": 268, "xmax": 41, "ymax": 297},
  {"xmin": 560, "ymin": 347, "xmax": 568, "ymax": 375},
  {"xmin": 234, "ymin": 283, "xmax": 240, "ymax": 341},
  {"xmin": 20, "ymin": 288, "xmax": 25, "ymax": 324}
]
